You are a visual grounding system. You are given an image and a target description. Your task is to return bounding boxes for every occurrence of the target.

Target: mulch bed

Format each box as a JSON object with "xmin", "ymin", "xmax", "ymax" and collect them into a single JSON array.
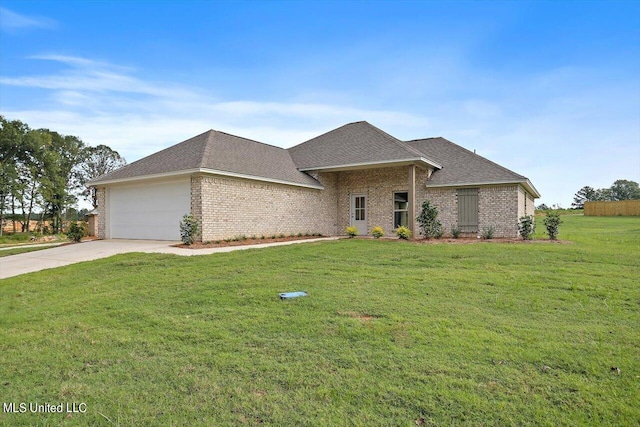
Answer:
[
  {"xmin": 177, "ymin": 235, "xmax": 325, "ymax": 249},
  {"xmin": 395, "ymin": 237, "xmax": 572, "ymax": 245},
  {"xmin": 177, "ymin": 235, "xmax": 570, "ymax": 249}
]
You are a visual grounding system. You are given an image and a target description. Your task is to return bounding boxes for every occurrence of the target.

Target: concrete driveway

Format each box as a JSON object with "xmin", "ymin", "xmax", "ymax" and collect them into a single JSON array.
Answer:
[
  {"xmin": 0, "ymin": 237, "xmax": 337, "ymax": 280},
  {"xmin": 0, "ymin": 240, "xmax": 180, "ymax": 280}
]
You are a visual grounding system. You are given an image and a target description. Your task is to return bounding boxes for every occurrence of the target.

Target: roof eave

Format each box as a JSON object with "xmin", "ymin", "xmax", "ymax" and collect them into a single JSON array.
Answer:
[
  {"xmin": 89, "ymin": 168, "xmax": 324, "ymax": 190},
  {"xmin": 299, "ymin": 157, "xmax": 442, "ymax": 173},
  {"xmin": 426, "ymin": 179, "xmax": 541, "ymax": 198}
]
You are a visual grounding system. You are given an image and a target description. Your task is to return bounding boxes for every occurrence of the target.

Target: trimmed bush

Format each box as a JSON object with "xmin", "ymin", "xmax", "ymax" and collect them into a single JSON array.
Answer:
[
  {"xmin": 179, "ymin": 214, "xmax": 200, "ymax": 245},
  {"xmin": 371, "ymin": 226, "xmax": 384, "ymax": 239},
  {"xmin": 451, "ymin": 226, "xmax": 461, "ymax": 239},
  {"xmin": 67, "ymin": 221, "xmax": 85, "ymax": 242},
  {"xmin": 519, "ymin": 215, "xmax": 535, "ymax": 240},
  {"xmin": 416, "ymin": 200, "xmax": 442, "ymax": 239},
  {"xmin": 396, "ymin": 226, "xmax": 411, "ymax": 240},
  {"xmin": 481, "ymin": 226, "xmax": 495, "ymax": 240},
  {"xmin": 346, "ymin": 226, "xmax": 358, "ymax": 238},
  {"xmin": 543, "ymin": 212, "xmax": 562, "ymax": 240}
]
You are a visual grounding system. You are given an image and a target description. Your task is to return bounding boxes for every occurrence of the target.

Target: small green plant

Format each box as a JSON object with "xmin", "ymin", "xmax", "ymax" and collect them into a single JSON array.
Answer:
[
  {"xmin": 481, "ymin": 226, "xmax": 495, "ymax": 240},
  {"xmin": 416, "ymin": 200, "xmax": 442, "ymax": 239},
  {"xmin": 224, "ymin": 237, "xmax": 232, "ymax": 243},
  {"xmin": 346, "ymin": 226, "xmax": 358, "ymax": 238},
  {"xmin": 371, "ymin": 226, "xmax": 384, "ymax": 239},
  {"xmin": 66, "ymin": 221, "xmax": 85, "ymax": 242},
  {"xmin": 519, "ymin": 215, "xmax": 535, "ymax": 240},
  {"xmin": 250, "ymin": 235, "xmax": 257, "ymax": 240},
  {"xmin": 297, "ymin": 232, "xmax": 303, "ymax": 237},
  {"xmin": 543, "ymin": 212, "xmax": 562, "ymax": 240},
  {"xmin": 278, "ymin": 233, "xmax": 286, "ymax": 238},
  {"xmin": 395, "ymin": 226, "xmax": 411, "ymax": 240},
  {"xmin": 260, "ymin": 235, "xmax": 266, "ymax": 240},
  {"xmin": 451, "ymin": 226, "xmax": 461, "ymax": 239},
  {"xmin": 271, "ymin": 234, "xmax": 277, "ymax": 239},
  {"xmin": 179, "ymin": 214, "xmax": 200, "ymax": 245}
]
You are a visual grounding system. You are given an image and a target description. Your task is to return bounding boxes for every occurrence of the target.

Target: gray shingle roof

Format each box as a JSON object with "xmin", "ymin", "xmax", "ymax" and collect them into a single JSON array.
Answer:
[
  {"xmin": 288, "ymin": 121, "xmax": 439, "ymax": 170},
  {"xmin": 405, "ymin": 137, "xmax": 539, "ymax": 196},
  {"xmin": 90, "ymin": 130, "xmax": 322, "ymax": 188},
  {"xmin": 90, "ymin": 122, "xmax": 538, "ymax": 197}
]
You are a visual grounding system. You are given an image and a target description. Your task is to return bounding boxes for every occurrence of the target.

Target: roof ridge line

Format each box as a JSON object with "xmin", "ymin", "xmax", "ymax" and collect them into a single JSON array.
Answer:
[
  {"xmin": 408, "ymin": 137, "xmax": 526, "ymax": 179},
  {"xmin": 365, "ymin": 123, "xmax": 431, "ymax": 159}
]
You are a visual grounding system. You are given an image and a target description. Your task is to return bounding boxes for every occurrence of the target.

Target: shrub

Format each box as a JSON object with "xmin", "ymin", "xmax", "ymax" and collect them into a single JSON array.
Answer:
[
  {"xmin": 416, "ymin": 200, "xmax": 442, "ymax": 239},
  {"xmin": 346, "ymin": 226, "xmax": 358, "ymax": 238},
  {"xmin": 66, "ymin": 221, "xmax": 85, "ymax": 242},
  {"xmin": 519, "ymin": 215, "xmax": 535, "ymax": 240},
  {"xmin": 481, "ymin": 226, "xmax": 495, "ymax": 240},
  {"xmin": 543, "ymin": 212, "xmax": 562, "ymax": 240},
  {"xmin": 371, "ymin": 226, "xmax": 384, "ymax": 239},
  {"xmin": 179, "ymin": 214, "xmax": 199, "ymax": 245},
  {"xmin": 451, "ymin": 226, "xmax": 461, "ymax": 239},
  {"xmin": 396, "ymin": 226, "xmax": 411, "ymax": 240}
]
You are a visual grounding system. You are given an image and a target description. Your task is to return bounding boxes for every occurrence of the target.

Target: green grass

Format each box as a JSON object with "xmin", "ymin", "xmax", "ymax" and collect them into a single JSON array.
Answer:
[
  {"xmin": 0, "ymin": 233, "xmax": 33, "ymax": 245},
  {"xmin": 0, "ymin": 246, "xmax": 58, "ymax": 258},
  {"xmin": 1, "ymin": 216, "xmax": 638, "ymax": 426}
]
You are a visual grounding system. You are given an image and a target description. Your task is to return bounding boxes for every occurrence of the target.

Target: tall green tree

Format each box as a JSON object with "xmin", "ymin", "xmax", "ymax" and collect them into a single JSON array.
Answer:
[
  {"xmin": 609, "ymin": 179, "xmax": 640, "ymax": 201},
  {"xmin": 38, "ymin": 130, "xmax": 86, "ymax": 233},
  {"xmin": 571, "ymin": 186, "xmax": 597, "ymax": 209},
  {"xmin": 79, "ymin": 145, "xmax": 126, "ymax": 208},
  {"xmin": 0, "ymin": 116, "xmax": 30, "ymax": 235}
]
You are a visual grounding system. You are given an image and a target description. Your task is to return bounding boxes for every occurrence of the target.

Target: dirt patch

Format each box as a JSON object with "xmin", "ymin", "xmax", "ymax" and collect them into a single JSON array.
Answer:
[{"xmin": 177, "ymin": 235, "xmax": 325, "ymax": 249}]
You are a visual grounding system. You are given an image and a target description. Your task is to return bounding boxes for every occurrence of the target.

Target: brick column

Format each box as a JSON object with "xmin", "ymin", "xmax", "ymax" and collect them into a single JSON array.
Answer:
[{"xmin": 408, "ymin": 165, "xmax": 416, "ymax": 235}]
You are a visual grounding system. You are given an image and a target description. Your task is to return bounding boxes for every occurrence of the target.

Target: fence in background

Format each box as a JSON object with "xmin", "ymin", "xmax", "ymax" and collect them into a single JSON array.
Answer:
[{"xmin": 584, "ymin": 200, "xmax": 640, "ymax": 216}]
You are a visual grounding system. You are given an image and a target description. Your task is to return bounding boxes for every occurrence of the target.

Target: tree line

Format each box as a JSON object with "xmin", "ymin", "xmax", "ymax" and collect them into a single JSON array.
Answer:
[
  {"xmin": 0, "ymin": 116, "xmax": 126, "ymax": 235},
  {"xmin": 571, "ymin": 179, "xmax": 640, "ymax": 209}
]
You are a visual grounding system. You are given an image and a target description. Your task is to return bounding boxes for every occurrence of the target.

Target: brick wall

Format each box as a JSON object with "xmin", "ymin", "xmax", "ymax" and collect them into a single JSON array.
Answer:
[
  {"xmin": 96, "ymin": 187, "xmax": 106, "ymax": 239},
  {"xmin": 478, "ymin": 185, "xmax": 519, "ymax": 237},
  {"xmin": 420, "ymin": 184, "xmax": 530, "ymax": 238},
  {"xmin": 336, "ymin": 166, "xmax": 414, "ymax": 236},
  {"xmin": 421, "ymin": 187, "xmax": 458, "ymax": 234},
  {"xmin": 194, "ymin": 172, "xmax": 338, "ymax": 241}
]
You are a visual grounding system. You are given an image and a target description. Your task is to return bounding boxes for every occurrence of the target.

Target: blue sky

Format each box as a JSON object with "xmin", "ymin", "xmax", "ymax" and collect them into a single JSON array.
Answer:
[{"xmin": 1, "ymin": 0, "xmax": 639, "ymax": 208}]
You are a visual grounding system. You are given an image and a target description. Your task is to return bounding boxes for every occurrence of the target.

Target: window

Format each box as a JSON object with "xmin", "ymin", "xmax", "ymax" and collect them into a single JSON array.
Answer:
[
  {"xmin": 354, "ymin": 196, "xmax": 366, "ymax": 221},
  {"xmin": 394, "ymin": 192, "xmax": 408, "ymax": 228}
]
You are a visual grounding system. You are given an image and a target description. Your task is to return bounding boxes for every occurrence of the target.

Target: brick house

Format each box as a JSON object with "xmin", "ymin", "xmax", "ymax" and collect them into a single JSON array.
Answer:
[{"xmin": 90, "ymin": 121, "xmax": 539, "ymax": 241}]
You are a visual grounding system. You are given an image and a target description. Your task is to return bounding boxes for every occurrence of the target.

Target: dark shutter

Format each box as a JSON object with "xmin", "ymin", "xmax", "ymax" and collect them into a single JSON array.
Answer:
[{"xmin": 457, "ymin": 188, "xmax": 479, "ymax": 232}]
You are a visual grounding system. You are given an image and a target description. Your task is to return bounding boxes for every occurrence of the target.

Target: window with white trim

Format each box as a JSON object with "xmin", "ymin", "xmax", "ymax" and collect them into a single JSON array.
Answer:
[{"xmin": 394, "ymin": 192, "xmax": 409, "ymax": 228}]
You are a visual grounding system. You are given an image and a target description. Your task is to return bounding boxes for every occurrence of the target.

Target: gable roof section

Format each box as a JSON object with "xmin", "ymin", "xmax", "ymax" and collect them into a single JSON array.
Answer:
[
  {"xmin": 90, "ymin": 130, "xmax": 322, "ymax": 188},
  {"xmin": 405, "ymin": 137, "xmax": 540, "ymax": 197},
  {"xmin": 288, "ymin": 121, "xmax": 441, "ymax": 171}
]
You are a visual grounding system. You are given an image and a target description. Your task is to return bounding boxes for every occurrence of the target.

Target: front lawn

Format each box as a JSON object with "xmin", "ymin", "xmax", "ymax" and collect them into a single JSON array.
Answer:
[{"xmin": 1, "ymin": 216, "xmax": 638, "ymax": 425}]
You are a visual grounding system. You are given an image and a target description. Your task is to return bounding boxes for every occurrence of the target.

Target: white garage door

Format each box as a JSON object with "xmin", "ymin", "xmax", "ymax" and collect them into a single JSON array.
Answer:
[{"xmin": 108, "ymin": 179, "xmax": 191, "ymax": 240}]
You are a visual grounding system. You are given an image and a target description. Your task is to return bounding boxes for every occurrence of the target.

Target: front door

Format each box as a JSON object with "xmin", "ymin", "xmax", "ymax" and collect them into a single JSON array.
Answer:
[{"xmin": 350, "ymin": 194, "xmax": 367, "ymax": 235}]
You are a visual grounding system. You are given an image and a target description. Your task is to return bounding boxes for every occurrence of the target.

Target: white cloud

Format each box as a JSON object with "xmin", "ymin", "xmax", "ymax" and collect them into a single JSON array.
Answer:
[
  {"xmin": 0, "ymin": 54, "xmax": 431, "ymax": 159},
  {"xmin": 1, "ymin": 54, "xmax": 638, "ymax": 208},
  {"xmin": 0, "ymin": 7, "xmax": 56, "ymax": 32}
]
